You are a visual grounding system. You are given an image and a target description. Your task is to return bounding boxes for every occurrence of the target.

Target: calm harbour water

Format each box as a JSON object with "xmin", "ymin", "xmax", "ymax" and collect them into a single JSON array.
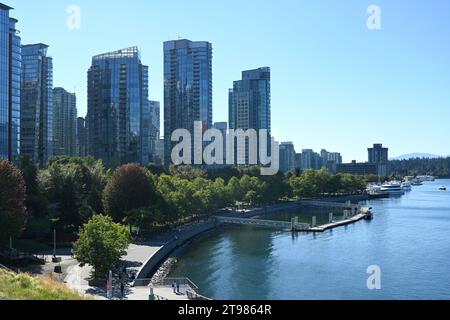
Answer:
[{"xmin": 168, "ymin": 179, "xmax": 450, "ymax": 300}]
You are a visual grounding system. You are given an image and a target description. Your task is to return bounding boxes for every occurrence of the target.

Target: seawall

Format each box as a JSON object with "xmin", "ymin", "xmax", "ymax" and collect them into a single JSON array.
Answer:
[{"xmin": 134, "ymin": 221, "xmax": 217, "ymax": 285}]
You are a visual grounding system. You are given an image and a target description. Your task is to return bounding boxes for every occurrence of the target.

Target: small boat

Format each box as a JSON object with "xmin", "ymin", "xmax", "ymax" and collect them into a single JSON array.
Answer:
[
  {"xmin": 411, "ymin": 178, "xmax": 423, "ymax": 186},
  {"xmin": 439, "ymin": 186, "xmax": 446, "ymax": 191},
  {"xmin": 364, "ymin": 211, "xmax": 374, "ymax": 220}
]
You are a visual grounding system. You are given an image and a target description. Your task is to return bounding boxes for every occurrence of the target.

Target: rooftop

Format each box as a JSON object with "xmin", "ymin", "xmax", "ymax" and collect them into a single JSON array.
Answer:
[
  {"xmin": 92, "ymin": 46, "xmax": 140, "ymax": 61},
  {"xmin": 0, "ymin": 3, "xmax": 13, "ymax": 10}
]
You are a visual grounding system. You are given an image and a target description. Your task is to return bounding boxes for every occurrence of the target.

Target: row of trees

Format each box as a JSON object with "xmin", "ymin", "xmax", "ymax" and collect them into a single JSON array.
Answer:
[
  {"xmin": 389, "ymin": 157, "xmax": 450, "ymax": 178},
  {"xmin": 1, "ymin": 157, "xmax": 369, "ymax": 245},
  {"xmin": 1, "ymin": 158, "xmax": 370, "ymax": 278}
]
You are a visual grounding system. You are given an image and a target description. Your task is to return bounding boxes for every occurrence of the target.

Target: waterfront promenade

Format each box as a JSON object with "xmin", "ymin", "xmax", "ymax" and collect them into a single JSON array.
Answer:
[{"xmin": 64, "ymin": 197, "xmax": 369, "ymax": 300}]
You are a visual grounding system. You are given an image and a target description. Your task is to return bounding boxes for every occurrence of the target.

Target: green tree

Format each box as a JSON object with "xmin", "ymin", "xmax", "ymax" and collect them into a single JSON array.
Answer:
[
  {"xmin": 73, "ymin": 215, "xmax": 131, "ymax": 279},
  {"xmin": 0, "ymin": 160, "xmax": 27, "ymax": 242},
  {"xmin": 103, "ymin": 164, "xmax": 155, "ymax": 222}
]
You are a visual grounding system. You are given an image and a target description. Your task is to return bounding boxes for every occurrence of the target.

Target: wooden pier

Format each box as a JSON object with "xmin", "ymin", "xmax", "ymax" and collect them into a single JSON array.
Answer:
[{"xmin": 216, "ymin": 201, "xmax": 371, "ymax": 233}]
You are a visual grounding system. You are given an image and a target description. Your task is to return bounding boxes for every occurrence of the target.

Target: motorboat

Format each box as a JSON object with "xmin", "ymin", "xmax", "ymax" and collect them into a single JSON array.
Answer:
[
  {"xmin": 439, "ymin": 186, "xmax": 447, "ymax": 191},
  {"xmin": 366, "ymin": 184, "xmax": 389, "ymax": 199},
  {"xmin": 411, "ymin": 178, "xmax": 423, "ymax": 186},
  {"xmin": 418, "ymin": 175, "xmax": 435, "ymax": 182},
  {"xmin": 401, "ymin": 181, "xmax": 412, "ymax": 191},
  {"xmin": 380, "ymin": 181, "xmax": 405, "ymax": 196}
]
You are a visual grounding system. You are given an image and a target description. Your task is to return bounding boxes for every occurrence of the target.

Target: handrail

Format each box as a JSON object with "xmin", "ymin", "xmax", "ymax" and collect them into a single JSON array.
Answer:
[{"xmin": 134, "ymin": 277, "xmax": 199, "ymax": 291}]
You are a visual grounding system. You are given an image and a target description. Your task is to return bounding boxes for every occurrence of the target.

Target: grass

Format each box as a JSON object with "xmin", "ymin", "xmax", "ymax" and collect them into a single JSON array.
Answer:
[{"xmin": 0, "ymin": 268, "xmax": 90, "ymax": 300}]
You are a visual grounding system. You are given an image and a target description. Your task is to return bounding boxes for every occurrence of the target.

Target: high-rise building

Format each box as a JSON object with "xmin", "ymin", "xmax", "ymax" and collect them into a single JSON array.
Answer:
[
  {"xmin": 368, "ymin": 143, "xmax": 389, "ymax": 176},
  {"xmin": 300, "ymin": 149, "xmax": 322, "ymax": 170},
  {"xmin": 87, "ymin": 47, "xmax": 149, "ymax": 166},
  {"xmin": 212, "ymin": 122, "xmax": 228, "ymax": 167},
  {"xmin": 155, "ymin": 138, "xmax": 165, "ymax": 166},
  {"xmin": 0, "ymin": 3, "xmax": 21, "ymax": 162},
  {"xmin": 77, "ymin": 117, "xmax": 87, "ymax": 157},
  {"xmin": 228, "ymin": 67, "xmax": 271, "ymax": 165},
  {"xmin": 53, "ymin": 87, "xmax": 77, "ymax": 156},
  {"xmin": 20, "ymin": 43, "xmax": 53, "ymax": 166},
  {"xmin": 163, "ymin": 39, "xmax": 213, "ymax": 165},
  {"xmin": 279, "ymin": 142, "xmax": 296, "ymax": 172},
  {"xmin": 320, "ymin": 149, "xmax": 343, "ymax": 173},
  {"xmin": 368, "ymin": 144, "xmax": 388, "ymax": 163},
  {"xmin": 149, "ymin": 100, "xmax": 160, "ymax": 162}
]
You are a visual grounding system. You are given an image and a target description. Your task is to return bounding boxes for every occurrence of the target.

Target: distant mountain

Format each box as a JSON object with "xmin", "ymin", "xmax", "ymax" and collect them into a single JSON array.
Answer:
[{"xmin": 390, "ymin": 153, "xmax": 444, "ymax": 161}]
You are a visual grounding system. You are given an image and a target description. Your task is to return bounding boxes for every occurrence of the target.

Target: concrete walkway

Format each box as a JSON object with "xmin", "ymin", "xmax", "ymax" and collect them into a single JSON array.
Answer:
[{"xmin": 63, "ymin": 243, "xmax": 162, "ymax": 300}]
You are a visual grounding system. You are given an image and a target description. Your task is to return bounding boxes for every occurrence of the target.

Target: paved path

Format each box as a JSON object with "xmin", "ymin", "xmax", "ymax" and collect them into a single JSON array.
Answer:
[{"xmin": 64, "ymin": 243, "xmax": 162, "ymax": 300}]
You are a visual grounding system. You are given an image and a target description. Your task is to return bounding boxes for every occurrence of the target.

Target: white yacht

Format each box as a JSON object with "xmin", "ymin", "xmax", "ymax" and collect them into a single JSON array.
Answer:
[
  {"xmin": 401, "ymin": 181, "xmax": 412, "ymax": 191},
  {"xmin": 380, "ymin": 182, "xmax": 405, "ymax": 196},
  {"xmin": 418, "ymin": 175, "xmax": 435, "ymax": 182}
]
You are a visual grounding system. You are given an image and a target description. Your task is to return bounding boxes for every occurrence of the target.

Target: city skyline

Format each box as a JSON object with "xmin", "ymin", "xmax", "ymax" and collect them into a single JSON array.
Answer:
[{"xmin": 3, "ymin": 0, "xmax": 450, "ymax": 162}]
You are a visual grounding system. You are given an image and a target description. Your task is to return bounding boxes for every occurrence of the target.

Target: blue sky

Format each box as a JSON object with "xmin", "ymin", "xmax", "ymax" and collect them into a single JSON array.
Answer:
[{"xmin": 5, "ymin": 0, "xmax": 450, "ymax": 162}]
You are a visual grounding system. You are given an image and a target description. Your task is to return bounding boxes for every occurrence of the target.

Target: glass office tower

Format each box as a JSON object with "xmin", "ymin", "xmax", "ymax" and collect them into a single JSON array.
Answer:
[
  {"xmin": 87, "ymin": 47, "xmax": 149, "ymax": 166},
  {"xmin": 229, "ymin": 67, "xmax": 271, "ymax": 165},
  {"xmin": 0, "ymin": 3, "xmax": 21, "ymax": 162},
  {"xmin": 53, "ymin": 87, "xmax": 77, "ymax": 156},
  {"xmin": 20, "ymin": 43, "xmax": 53, "ymax": 166},
  {"xmin": 163, "ymin": 39, "xmax": 213, "ymax": 165}
]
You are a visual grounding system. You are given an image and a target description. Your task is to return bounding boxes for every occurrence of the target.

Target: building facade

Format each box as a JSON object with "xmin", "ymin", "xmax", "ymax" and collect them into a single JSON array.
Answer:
[
  {"xmin": 0, "ymin": 3, "xmax": 21, "ymax": 162},
  {"xmin": 300, "ymin": 149, "xmax": 322, "ymax": 170},
  {"xmin": 336, "ymin": 160, "xmax": 378, "ymax": 176},
  {"xmin": 20, "ymin": 43, "xmax": 53, "ymax": 166},
  {"xmin": 228, "ymin": 67, "xmax": 271, "ymax": 165},
  {"xmin": 164, "ymin": 39, "xmax": 213, "ymax": 165},
  {"xmin": 149, "ymin": 100, "xmax": 160, "ymax": 162},
  {"xmin": 87, "ymin": 47, "xmax": 149, "ymax": 166},
  {"xmin": 320, "ymin": 149, "xmax": 343, "ymax": 173},
  {"xmin": 279, "ymin": 142, "xmax": 296, "ymax": 172},
  {"xmin": 77, "ymin": 117, "xmax": 87, "ymax": 157},
  {"xmin": 368, "ymin": 143, "xmax": 389, "ymax": 176},
  {"xmin": 53, "ymin": 87, "xmax": 77, "ymax": 156}
]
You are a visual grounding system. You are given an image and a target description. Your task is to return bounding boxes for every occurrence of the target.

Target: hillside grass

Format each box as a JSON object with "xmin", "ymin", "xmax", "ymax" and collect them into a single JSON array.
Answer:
[{"xmin": 0, "ymin": 268, "xmax": 89, "ymax": 300}]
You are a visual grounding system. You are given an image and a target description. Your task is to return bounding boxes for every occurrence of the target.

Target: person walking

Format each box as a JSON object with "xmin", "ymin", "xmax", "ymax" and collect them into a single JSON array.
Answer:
[
  {"xmin": 176, "ymin": 281, "xmax": 180, "ymax": 294},
  {"xmin": 120, "ymin": 283, "xmax": 125, "ymax": 299},
  {"xmin": 172, "ymin": 281, "xmax": 176, "ymax": 293}
]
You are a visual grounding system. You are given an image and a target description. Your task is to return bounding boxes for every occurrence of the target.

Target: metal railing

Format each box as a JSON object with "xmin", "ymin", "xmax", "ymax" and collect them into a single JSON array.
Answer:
[{"xmin": 134, "ymin": 277, "xmax": 199, "ymax": 291}]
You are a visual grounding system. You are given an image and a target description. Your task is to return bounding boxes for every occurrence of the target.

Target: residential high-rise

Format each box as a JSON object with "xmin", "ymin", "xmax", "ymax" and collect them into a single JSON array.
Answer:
[
  {"xmin": 149, "ymin": 100, "xmax": 160, "ymax": 162},
  {"xmin": 53, "ymin": 87, "xmax": 77, "ymax": 156},
  {"xmin": 368, "ymin": 143, "xmax": 389, "ymax": 176},
  {"xmin": 87, "ymin": 47, "xmax": 149, "ymax": 166},
  {"xmin": 228, "ymin": 67, "xmax": 271, "ymax": 165},
  {"xmin": 368, "ymin": 144, "xmax": 388, "ymax": 163},
  {"xmin": 212, "ymin": 122, "xmax": 228, "ymax": 167},
  {"xmin": 300, "ymin": 149, "xmax": 322, "ymax": 170},
  {"xmin": 20, "ymin": 43, "xmax": 53, "ymax": 166},
  {"xmin": 0, "ymin": 3, "xmax": 21, "ymax": 162},
  {"xmin": 320, "ymin": 149, "xmax": 343, "ymax": 173},
  {"xmin": 77, "ymin": 117, "xmax": 87, "ymax": 157},
  {"xmin": 279, "ymin": 142, "xmax": 296, "ymax": 172},
  {"xmin": 163, "ymin": 39, "xmax": 213, "ymax": 165}
]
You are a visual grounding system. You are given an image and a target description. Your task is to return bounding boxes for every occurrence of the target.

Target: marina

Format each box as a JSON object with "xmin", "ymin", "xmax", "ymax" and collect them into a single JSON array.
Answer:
[{"xmin": 168, "ymin": 179, "xmax": 450, "ymax": 300}]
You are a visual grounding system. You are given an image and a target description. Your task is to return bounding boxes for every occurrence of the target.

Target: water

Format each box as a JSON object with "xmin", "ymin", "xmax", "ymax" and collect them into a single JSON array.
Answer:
[{"xmin": 168, "ymin": 180, "xmax": 450, "ymax": 300}]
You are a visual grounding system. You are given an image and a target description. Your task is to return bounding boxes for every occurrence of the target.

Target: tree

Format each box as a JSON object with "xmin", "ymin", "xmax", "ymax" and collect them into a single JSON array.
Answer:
[
  {"xmin": 103, "ymin": 164, "xmax": 155, "ymax": 222},
  {"xmin": 19, "ymin": 156, "xmax": 47, "ymax": 217},
  {"xmin": 73, "ymin": 215, "xmax": 131, "ymax": 279},
  {"xmin": 0, "ymin": 160, "xmax": 27, "ymax": 242}
]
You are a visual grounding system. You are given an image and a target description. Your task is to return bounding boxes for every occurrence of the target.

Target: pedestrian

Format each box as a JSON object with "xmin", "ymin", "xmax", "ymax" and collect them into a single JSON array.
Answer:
[
  {"xmin": 172, "ymin": 281, "xmax": 176, "ymax": 293},
  {"xmin": 176, "ymin": 281, "xmax": 180, "ymax": 294},
  {"xmin": 121, "ymin": 283, "xmax": 125, "ymax": 299}
]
